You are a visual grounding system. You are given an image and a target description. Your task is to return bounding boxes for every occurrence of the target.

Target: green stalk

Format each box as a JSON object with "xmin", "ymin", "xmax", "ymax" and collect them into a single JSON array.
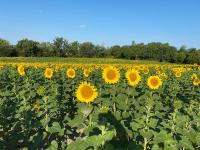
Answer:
[
  {"xmin": 89, "ymin": 114, "xmax": 92, "ymax": 127},
  {"xmin": 44, "ymin": 97, "xmax": 48, "ymax": 132},
  {"xmin": 143, "ymin": 137, "xmax": 147, "ymax": 150}
]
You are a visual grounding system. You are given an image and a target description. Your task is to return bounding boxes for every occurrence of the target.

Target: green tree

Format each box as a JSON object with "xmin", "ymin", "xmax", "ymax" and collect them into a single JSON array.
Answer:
[
  {"xmin": 185, "ymin": 49, "xmax": 200, "ymax": 64},
  {"xmin": 53, "ymin": 37, "xmax": 70, "ymax": 57},
  {"xmin": 16, "ymin": 39, "xmax": 40, "ymax": 56},
  {"xmin": 110, "ymin": 45, "xmax": 122, "ymax": 58},
  {"xmin": 94, "ymin": 45, "xmax": 107, "ymax": 57},
  {"xmin": 176, "ymin": 52, "xmax": 186, "ymax": 63},
  {"xmin": 69, "ymin": 41, "xmax": 80, "ymax": 56},
  {"xmin": 37, "ymin": 42, "xmax": 54, "ymax": 56},
  {"xmin": 0, "ymin": 38, "xmax": 17, "ymax": 56},
  {"xmin": 79, "ymin": 42, "xmax": 96, "ymax": 57}
]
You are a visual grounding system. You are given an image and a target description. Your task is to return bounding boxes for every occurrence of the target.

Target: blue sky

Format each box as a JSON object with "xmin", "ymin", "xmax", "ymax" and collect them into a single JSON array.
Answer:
[{"xmin": 0, "ymin": 0, "xmax": 200, "ymax": 48}]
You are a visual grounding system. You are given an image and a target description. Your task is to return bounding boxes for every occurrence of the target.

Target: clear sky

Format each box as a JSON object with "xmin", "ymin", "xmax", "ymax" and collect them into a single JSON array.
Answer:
[{"xmin": 0, "ymin": 0, "xmax": 200, "ymax": 48}]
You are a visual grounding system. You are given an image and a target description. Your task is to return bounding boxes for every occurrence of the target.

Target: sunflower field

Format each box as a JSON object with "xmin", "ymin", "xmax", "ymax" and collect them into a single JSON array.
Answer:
[{"xmin": 0, "ymin": 62, "xmax": 200, "ymax": 150}]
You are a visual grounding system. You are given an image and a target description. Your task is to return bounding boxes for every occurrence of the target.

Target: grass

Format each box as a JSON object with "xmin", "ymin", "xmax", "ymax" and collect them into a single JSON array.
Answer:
[{"xmin": 0, "ymin": 57, "xmax": 168, "ymax": 64}]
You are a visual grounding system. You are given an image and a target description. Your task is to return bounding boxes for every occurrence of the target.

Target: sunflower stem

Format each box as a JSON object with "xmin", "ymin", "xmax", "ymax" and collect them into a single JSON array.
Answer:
[
  {"xmin": 113, "ymin": 102, "xmax": 116, "ymax": 113},
  {"xmin": 89, "ymin": 114, "xmax": 92, "ymax": 127},
  {"xmin": 143, "ymin": 137, "xmax": 147, "ymax": 150}
]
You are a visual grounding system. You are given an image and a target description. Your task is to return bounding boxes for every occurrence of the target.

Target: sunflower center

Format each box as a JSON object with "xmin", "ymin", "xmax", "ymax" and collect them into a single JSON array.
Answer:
[
  {"xmin": 129, "ymin": 73, "xmax": 137, "ymax": 82},
  {"xmin": 69, "ymin": 70, "xmax": 75, "ymax": 76},
  {"xmin": 85, "ymin": 70, "xmax": 89, "ymax": 75},
  {"xmin": 144, "ymin": 69, "xmax": 148, "ymax": 73},
  {"xmin": 106, "ymin": 70, "xmax": 116, "ymax": 80},
  {"xmin": 150, "ymin": 78, "xmax": 159, "ymax": 86},
  {"xmin": 47, "ymin": 70, "xmax": 52, "ymax": 76},
  {"xmin": 81, "ymin": 85, "xmax": 93, "ymax": 99},
  {"xmin": 20, "ymin": 68, "xmax": 24, "ymax": 72},
  {"xmin": 176, "ymin": 72, "xmax": 181, "ymax": 76}
]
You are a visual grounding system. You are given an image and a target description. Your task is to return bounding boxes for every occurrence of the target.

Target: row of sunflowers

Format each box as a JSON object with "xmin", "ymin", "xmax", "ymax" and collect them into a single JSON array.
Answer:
[{"xmin": 0, "ymin": 62, "xmax": 200, "ymax": 150}]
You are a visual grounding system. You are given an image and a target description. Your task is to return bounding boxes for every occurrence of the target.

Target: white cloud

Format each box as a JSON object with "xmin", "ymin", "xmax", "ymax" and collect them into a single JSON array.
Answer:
[{"xmin": 79, "ymin": 24, "xmax": 87, "ymax": 28}]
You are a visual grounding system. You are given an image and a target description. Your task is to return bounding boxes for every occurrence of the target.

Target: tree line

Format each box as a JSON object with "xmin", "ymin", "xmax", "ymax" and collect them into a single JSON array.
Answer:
[{"xmin": 0, "ymin": 37, "xmax": 200, "ymax": 64}]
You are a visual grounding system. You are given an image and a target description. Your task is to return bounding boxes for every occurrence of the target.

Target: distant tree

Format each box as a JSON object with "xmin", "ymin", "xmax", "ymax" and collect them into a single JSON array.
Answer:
[
  {"xmin": 131, "ymin": 41, "xmax": 136, "ymax": 46},
  {"xmin": 37, "ymin": 42, "xmax": 53, "ymax": 56},
  {"xmin": 0, "ymin": 39, "xmax": 10, "ymax": 49},
  {"xmin": 176, "ymin": 52, "xmax": 186, "ymax": 63},
  {"xmin": 179, "ymin": 45, "xmax": 187, "ymax": 52},
  {"xmin": 53, "ymin": 37, "xmax": 70, "ymax": 57},
  {"xmin": 0, "ymin": 38, "xmax": 17, "ymax": 56},
  {"xmin": 16, "ymin": 39, "xmax": 40, "ymax": 56},
  {"xmin": 69, "ymin": 41, "xmax": 80, "ymax": 56},
  {"xmin": 185, "ymin": 50, "xmax": 200, "ymax": 64},
  {"xmin": 94, "ymin": 45, "xmax": 107, "ymax": 57},
  {"xmin": 79, "ymin": 42, "xmax": 95, "ymax": 57},
  {"xmin": 110, "ymin": 45, "xmax": 122, "ymax": 58}
]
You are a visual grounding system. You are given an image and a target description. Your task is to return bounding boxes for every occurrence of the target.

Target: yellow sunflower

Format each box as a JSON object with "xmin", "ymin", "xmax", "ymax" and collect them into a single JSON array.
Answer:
[
  {"xmin": 143, "ymin": 68, "xmax": 149, "ymax": 74},
  {"xmin": 17, "ymin": 65, "xmax": 25, "ymax": 76},
  {"xmin": 159, "ymin": 73, "xmax": 168, "ymax": 79},
  {"xmin": 125, "ymin": 69, "xmax": 141, "ymax": 86},
  {"xmin": 75, "ymin": 82, "xmax": 98, "ymax": 103},
  {"xmin": 175, "ymin": 71, "xmax": 182, "ymax": 78},
  {"xmin": 67, "ymin": 68, "xmax": 76, "ymax": 78},
  {"xmin": 33, "ymin": 104, "xmax": 40, "ymax": 112},
  {"xmin": 44, "ymin": 68, "xmax": 53, "ymax": 79},
  {"xmin": 191, "ymin": 73, "xmax": 198, "ymax": 80},
  {"xmin": 147, "ymin": 76, "xmax": 162, "ymax": 90},
  {"xmin": 83, "ymin": 68, "xmax": 91, "ymax": 77},
  {"xmin": 193, "ymin": 79, "xmax": 200, "ymax": 86},
  {"xmin": 156, "ymin": 70, "xmax": 161, "ymax": 75},
  {"xmin": 102, "ymin": 66, "xmax": 120, "ymax": 84}
]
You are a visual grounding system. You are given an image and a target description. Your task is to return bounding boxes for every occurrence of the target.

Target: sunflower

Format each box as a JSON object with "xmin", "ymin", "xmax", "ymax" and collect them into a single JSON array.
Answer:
[
  {"xmin": 156, "ymin": 70, "xmax": 161, "ymax": 75},
  {"xmin": 191, "ymin": 73, "xmax": 198, "ymax": 80},
  {"xmin": 159, "ymin": 73, "xmax": 168, "ymax": 79},
  {"xmin": 33, "ymin": 104, "xmax": 40, "ymax": 112},
  {"xmin": 193, "ymin": 79, "xmax": 200, "ymax": 86},
  {"xmin": 18, "ymin": 65, "xmax": 25, "ymax": 76},
  {"xmin": 125, "ymin": 69, "xmax": 141, "ymax": 86},
  {"xmin": 143, "ymin": 68, "xmax": 149, "ymax": 74},
  {"xmin": 67, "ymin": 68, "xmax": 76, "ymax": 78},
  {"xmin": 102, "ymin": 66, "xmax": 120, "ymax": 84},
  {"xmin": 44, "ymin": 68, "xmax": 53, "ymax": 79},
  {"xmin": 75, "ymin": 82, "xmax": 98, "ymax": 103},
  {"xmin": 83, "ymin": 68, "xmax": 91, "ymax": 77},
  {"xmin": 147, "ymin": 76, "xmax": 162, "ymax": 90},
  {"xmin": 175, "ymin": 71, "xmax": 182, "ymax": 78}
]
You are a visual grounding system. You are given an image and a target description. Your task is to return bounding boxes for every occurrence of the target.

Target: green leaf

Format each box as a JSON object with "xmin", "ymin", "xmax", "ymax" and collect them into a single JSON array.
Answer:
[
  {"xmin": 46, "ymin": 140, "xmax": 58, "ymax": 150},
  {"xmin": 148, "ymin": 119, "xmax": 158, "ymax": 128},
  {"xmin": 67, "ymin": 114, "xmax": 85, "ymax": 128},
  {"xmin": 48, "ymin": 122, "xmax": 61, "ymax": 133},
  {"xmin": 79, "ymin": 104, "xmax": 93, "ymax": 117},
  {"xmin": 179, "ymin": 136, "xmax": 194, "ymax": 150},
  {"xmin": 140, "ymin": 130, "xmax": 154, "ymax": 140}
]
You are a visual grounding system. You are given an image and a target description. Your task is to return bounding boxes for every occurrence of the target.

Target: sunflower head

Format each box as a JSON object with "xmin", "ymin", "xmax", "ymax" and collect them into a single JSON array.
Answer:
[
  {"xmin": 83, "ymin": 68, "xmax": 91, "ymax": 77},
  {"xmin": 175, "ymin": 71, "xmax": 182, "ymax": 78},
  {"xmin": 159, "ymin": 73, "xmax": 168, "ymax": 78},
  {"xmin": 76, "ymin": 82, "xmax": 98, "ymax": 104},
  {"xmin": 191, "ymin": 73, "xmax": 198, "ymax": 80},
  {"xmin": 44, "ymin": 68, "xmax": 53, "ymax": 79},
  {"xmin": 156, "ymin": 70, "xmax": 161, "ymax": 75},
  {"xmin": 33, "ymin": 104, "xmax": 40, "ymax": 112},
  {"xmin": 143, "ymin": 68, "xmax": 149, "ymax": 74},
  {"xmin": 18, "ymin": 65, "xmax": 25, "ymax": 76},
  {"xmin": 193, "ymin": 79, "xmax": 200, "ymax": 86},
  {"xmin": 67, "ymin": 68, "xmax": 76, "ymax": 78},
  {"xmin": 125, "ymin": 69, "xmax": 141, "ymax": 86},
  {"xmin": 102, "ymin": 66, "xmax": 120, "ymax": 84},
  {"xmin": 147, "ymin": 76, "xmax": 162, "ymax": 90}
]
